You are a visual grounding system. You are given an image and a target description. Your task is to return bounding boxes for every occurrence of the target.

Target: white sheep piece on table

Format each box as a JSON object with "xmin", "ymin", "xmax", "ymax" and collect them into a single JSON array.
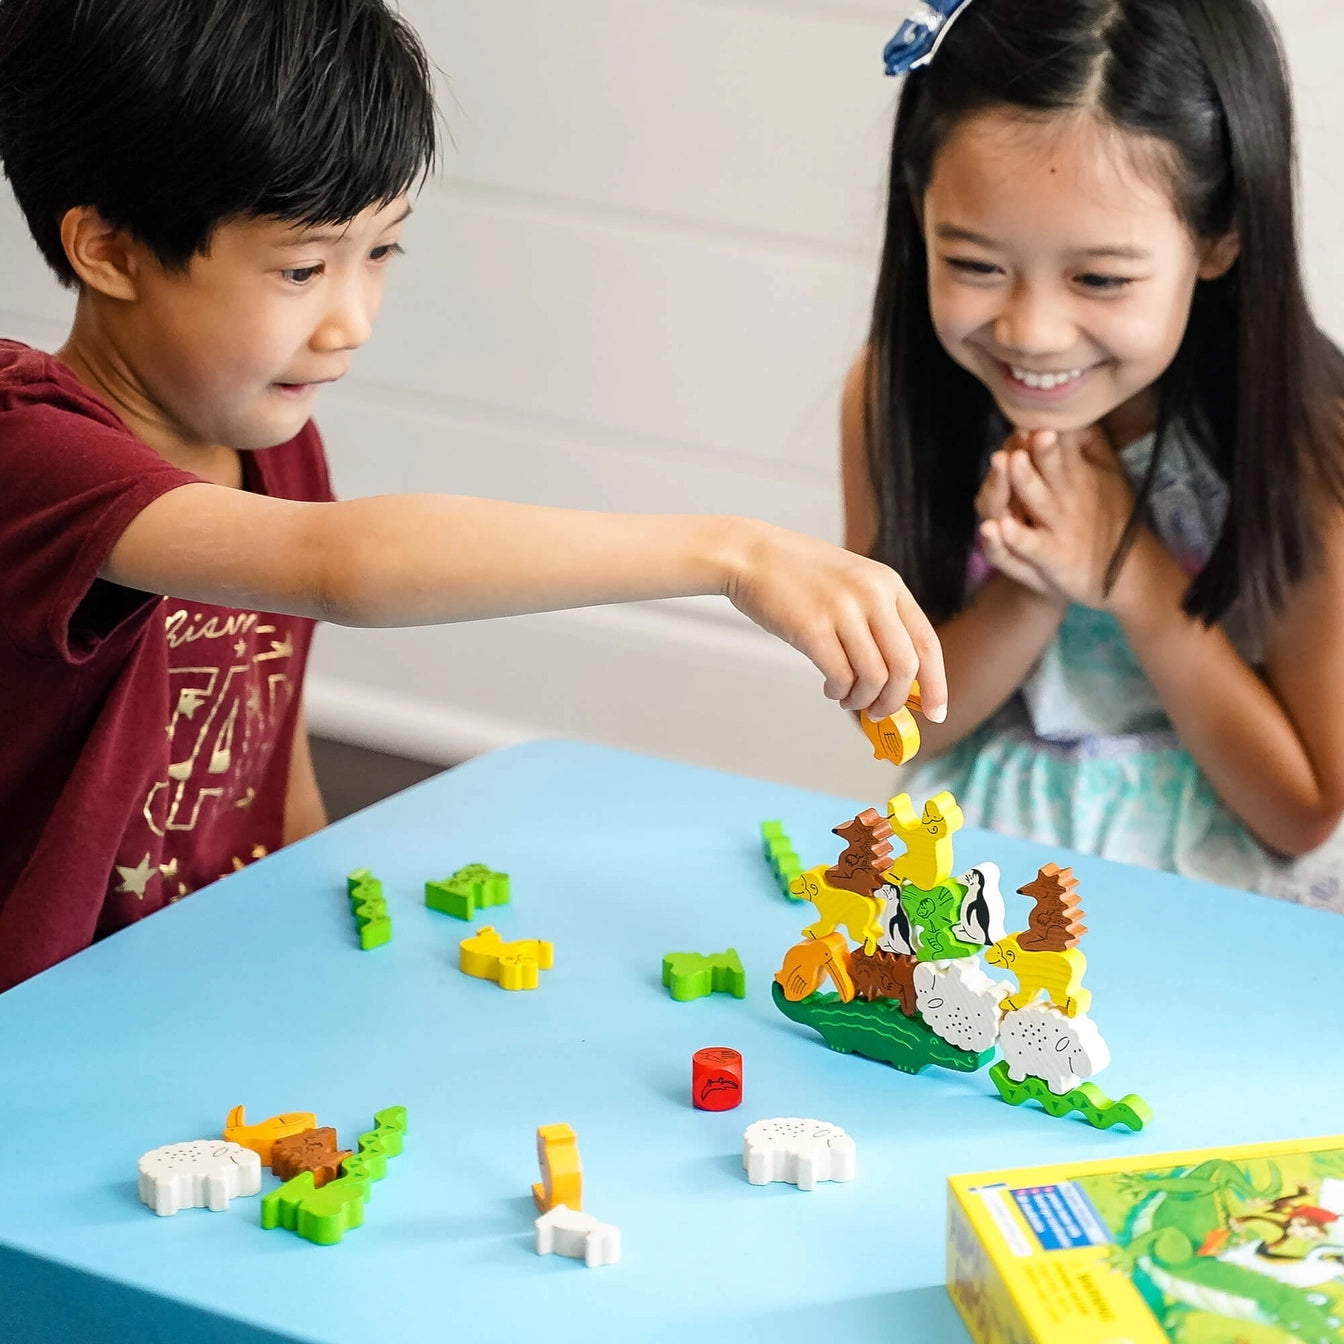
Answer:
[
  {"xmin": 998, "ymin": 1003, "xmax": 1111, "ymax": 1095},
  {"xmin": 535, "ymin": 1203, "xmax": 621, "ymax": 1267},
  {"xmin": 913, "ymin": 957, "xmax": 1008, "ymax": 1052},
  {"xmin": 742, "ymin": 1118, "xmax": 855, "ymax": 1190},
  {"xmin": 138, "ymin": 1139, "xmax": 262, "ymax": 1215}
]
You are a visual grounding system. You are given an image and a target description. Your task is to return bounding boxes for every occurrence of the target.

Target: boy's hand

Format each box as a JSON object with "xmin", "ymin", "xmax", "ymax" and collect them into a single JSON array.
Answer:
[
  {"xmin": 979, "ymin": 427, "xmax": 1137, "ymax": 609},
  {"xmin": 723, "ymin": 522, "xmax": 947, "ymax": 723}
]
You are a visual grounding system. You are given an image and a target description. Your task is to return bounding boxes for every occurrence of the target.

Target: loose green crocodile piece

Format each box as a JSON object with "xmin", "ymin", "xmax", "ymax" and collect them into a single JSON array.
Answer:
[
  {"xmin": 662, "ymin": 950, "xmax": 746, "ymax": 1001},
  {"xmin": 346, "ymin": 868, "xmax": 391, "ymax": 949},
  {"xmin": 760, "ymin": 820, "xmax": 804, "ymax": 899},
  {"xmin": 771, "ymin": 979, "xmax": 992, "ymax": 1074},
  {"xmin": 425, "ymin": 864, "xmax": 510, "ymax": 921},
  {"xmin": 988, "ymin": 1059, "xmax": 1153, "ymax": 1131}
]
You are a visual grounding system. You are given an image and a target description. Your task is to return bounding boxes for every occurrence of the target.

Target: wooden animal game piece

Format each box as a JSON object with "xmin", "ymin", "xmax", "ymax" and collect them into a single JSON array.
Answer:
[
  {"xmin": 425, "ymin": 864, "xmax": 510, "ymax": 921},
  {"xmin": 535, "ymin": 1204, "xmax": 621, "ymax": 1267},
  {"xmin": 986, "ymin": 935, "xmax": 1091, "ymax": 1017},
  {"xmin": 998, "ymin": 1004, "xmax": 1111, "ymax": 1094},
  {"xmin": 692, "ymin": 1047, "xmax": 743, "ymax": 1111},
  {"xmin": 912, "ymin": 958, "xmax": 1008, "ymax": 1053},
  {"xmin": 261, "ymin": 1168, "xmax": 369, "ymax": 1245},
  {"xmin": 952, "ymin": 863, "xmax": 1008, "ymax": 947},
  {"xmin": 824, "ymin": 809, "xmax": 895, "ymax": 897},
  {"xmin": 742, "ymin": 1118, "xmax": 855, "ymax": 1190},
  {"xmin": 459, "ymin": 926, "xmax": 553, "ymax": 990},
  {"xmin": 859, "ymin": 703, "xmax": 921, "ymax": 766},
  {"xmin": 774, "ymin": 934, "xmax": 855, "ymax": 1003},
  {"xmin": 662, "ymin": 949, "xmax": 746, "ymax": 1001},
  {"xmin": 848, "ymin": 947, "xmax": 920, "ymax": 1016},
  {"xmin": 883, "ymin": 791, "xmax": 964, "ymax": 891},
  {"xmin": 876, "ymin": 884, "xmax": 915, "ymax": 956},
  {"xmin": 138, "ymin": 1140, "xmax": 262, "ymax": 1215},
  {"xmin": 1016, "ymin": 864, "xmax": 1087, "ymax": 950},
  {"xmin": 790, "ymin": 865, "xmax": 883, "ymax": 954},
  {"xmin": 223, "ymin": 1105, "xmax": 318, "ymax": 1166},
  {"xmin": 898, "ymin": 878, "xmax": 982, "ymax": 962},
  {"xmin": 271, "ymin": 1127, "xmax": 352, "ymax": 1189},
  {"xmin": 533, "ymin": 1123, "xmax": 582, "ymax": 1213}
]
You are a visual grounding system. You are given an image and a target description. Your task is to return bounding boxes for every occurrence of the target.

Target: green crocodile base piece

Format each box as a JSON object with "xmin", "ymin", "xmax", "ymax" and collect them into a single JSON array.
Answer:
[
  {"xmin": 771, "ymin": 980, "xmax": 993, "ymax": 1075},
  {"xmin": 988, "ymin": 1060, "xmax": 1154, "ymax": 1132}
]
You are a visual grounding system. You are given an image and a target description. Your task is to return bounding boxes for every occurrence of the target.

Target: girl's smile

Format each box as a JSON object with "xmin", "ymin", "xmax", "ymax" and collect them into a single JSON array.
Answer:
[{"xmin": 922, "ymin": 109, "xmax": 1238, "ymax": 440}]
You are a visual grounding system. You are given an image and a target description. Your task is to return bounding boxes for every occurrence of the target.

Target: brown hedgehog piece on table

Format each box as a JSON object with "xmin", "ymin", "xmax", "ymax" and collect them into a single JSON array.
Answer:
[
  {"xmin": 825, "ymin": 809, "xmax": 895, "ymax": 898},
  {"xmin": 271, "ymin": 1127, "xmax": 352, "ymax": 1188},
  {"xmin": 1016, "ymin": 864, "xmax": 1087, "ymax": 951}
]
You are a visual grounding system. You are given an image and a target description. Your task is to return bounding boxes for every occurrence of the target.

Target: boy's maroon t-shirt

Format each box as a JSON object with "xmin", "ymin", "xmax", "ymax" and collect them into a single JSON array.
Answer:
[{"xmin": 0, "ymin": 341, "xmax": 334, "ymax": 991}]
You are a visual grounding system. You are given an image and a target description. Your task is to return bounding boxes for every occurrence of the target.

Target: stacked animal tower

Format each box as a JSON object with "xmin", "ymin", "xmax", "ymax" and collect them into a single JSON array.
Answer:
[{"xmin": 772, "ymin": 705, "xmax": 1152, "ymax": 1132}]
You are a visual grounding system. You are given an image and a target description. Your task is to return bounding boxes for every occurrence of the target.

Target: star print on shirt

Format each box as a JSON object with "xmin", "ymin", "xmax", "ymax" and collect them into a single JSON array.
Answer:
[{"xmin": 115, "ymin": 853, "xmax": 156, "ymax": 898}]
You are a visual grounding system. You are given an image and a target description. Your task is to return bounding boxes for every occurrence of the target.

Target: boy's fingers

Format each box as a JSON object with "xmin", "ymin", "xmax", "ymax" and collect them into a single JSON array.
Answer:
[
  {"xmin": 837, "ymin": 617, "xmax": 896, "ymax": 714},
  {"xmin": 893, "ymin": 587, "xmax": 947, "ymax": 723},
  {"xmin": 809, "ymin": 629, "xmax": 857, "ymax": 704}
]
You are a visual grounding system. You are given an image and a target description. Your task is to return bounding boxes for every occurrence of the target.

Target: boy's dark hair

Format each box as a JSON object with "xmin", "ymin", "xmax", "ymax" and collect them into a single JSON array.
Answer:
[
  {"xmin": 0, "ymin": 0, "xmax": 438, "ymax": 287},
  {"xmin": 864, "ymin": 0, "xmax": 1344, "ymax": 633}
]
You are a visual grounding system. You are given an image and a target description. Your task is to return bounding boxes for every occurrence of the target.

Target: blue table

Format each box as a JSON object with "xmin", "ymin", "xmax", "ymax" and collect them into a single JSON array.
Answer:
[{"xmin": 3, "ymin": 740, "xmax": 1341, "ymax": 1344}]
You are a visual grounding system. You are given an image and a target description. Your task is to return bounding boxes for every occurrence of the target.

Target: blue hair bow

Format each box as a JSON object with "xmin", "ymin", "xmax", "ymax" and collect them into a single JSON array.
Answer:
[{"xmin": 883, "ymin": 0, "xmax": 974, "ymax": 76}]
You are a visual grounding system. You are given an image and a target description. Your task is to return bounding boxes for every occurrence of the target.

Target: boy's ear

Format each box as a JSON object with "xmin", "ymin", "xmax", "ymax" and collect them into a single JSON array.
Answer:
[
  {"xmin": 1197, "ymin": 229, "xmax": 1240, "ymax": 281},
  {"xmin": 59, "ymin": 206, "xmax": 142, "ymax": 300}
]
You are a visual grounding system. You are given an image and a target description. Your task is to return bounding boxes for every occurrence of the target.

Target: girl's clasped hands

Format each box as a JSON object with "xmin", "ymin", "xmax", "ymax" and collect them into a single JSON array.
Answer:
[{"xmin": 976, "ymin": 427, "xmax": 1138, "ymax": 611}]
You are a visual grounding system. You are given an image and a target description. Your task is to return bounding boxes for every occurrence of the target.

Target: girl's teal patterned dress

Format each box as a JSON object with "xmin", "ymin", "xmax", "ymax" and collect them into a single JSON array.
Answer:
[{"xmin": 897, "ymin": 427, "xmax": 1344, "ymax": 910}]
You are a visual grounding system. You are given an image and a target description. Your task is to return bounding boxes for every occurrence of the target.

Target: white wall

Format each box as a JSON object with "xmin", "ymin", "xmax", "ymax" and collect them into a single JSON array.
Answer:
[{"xmin": 2, "ymin": 0, "xmax": 1340, "ymax": 799}]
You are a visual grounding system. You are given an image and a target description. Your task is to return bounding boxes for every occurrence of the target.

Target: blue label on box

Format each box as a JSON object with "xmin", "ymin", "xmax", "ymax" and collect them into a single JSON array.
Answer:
[{"xmin": 1010, "ymin": 1182, "xmax": 1113, "ymax": 1251}]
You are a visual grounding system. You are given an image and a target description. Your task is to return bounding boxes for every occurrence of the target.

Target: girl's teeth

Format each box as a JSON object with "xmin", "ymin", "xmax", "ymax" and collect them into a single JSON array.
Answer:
[{"xmin": 1010, "ymin": 366, "xmax": 1085, "ymax": 390}]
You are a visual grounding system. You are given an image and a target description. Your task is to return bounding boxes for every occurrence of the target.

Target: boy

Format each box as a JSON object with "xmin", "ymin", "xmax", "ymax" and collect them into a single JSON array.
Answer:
[{"xmin": 0, "ymin": 0, "xmax": 944, "ymax": 992}]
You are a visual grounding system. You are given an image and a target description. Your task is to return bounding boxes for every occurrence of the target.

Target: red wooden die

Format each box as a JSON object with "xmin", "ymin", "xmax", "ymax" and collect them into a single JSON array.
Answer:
[{"xmin": 692, "ymin": 1046, "xmax": 743, "ymax": 1111}]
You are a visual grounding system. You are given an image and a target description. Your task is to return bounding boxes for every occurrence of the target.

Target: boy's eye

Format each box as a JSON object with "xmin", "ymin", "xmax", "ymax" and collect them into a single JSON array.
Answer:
[
  {"xmin": 282, "ymin": 265, "xmax": 323, "ymax": 285},
  {"xmin": 369, "ymin": 242, "xmax": 405, "ymax": 263}
]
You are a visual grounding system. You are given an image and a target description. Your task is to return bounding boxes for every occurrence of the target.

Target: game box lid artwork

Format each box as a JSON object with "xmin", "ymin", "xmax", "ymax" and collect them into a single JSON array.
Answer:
[{"xmin": 947, "ymin": 1134, "xmax": 1344, "ymax": 1344}]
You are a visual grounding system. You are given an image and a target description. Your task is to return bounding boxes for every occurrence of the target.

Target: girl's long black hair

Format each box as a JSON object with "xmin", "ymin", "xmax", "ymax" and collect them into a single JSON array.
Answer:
[{"xmin": 866, "ymin": 0, "xmax": 1344, "ymax": 631}]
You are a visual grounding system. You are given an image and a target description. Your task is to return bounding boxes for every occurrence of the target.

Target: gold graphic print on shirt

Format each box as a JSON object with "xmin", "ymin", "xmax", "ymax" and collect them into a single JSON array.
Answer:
[{"xmin": 143, "ymin": 608, "xmax": 296, "ymax": 840}]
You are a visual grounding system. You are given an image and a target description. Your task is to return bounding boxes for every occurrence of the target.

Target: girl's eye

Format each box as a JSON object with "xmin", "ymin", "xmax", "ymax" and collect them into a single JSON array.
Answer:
[
  {"xmin": 370, "ymin": 243, "xmax": 405, "ymax": 263},
  {"xmin": 282, "ymin": 265, "xmax": 323, "ymax": 285},
  {"xmin": 1076, "ymin": 272, "xmax": 1132, "ymax": 291},
  {"xmin": 945, "ymin": 257, "xmax": 1001, "ymax": 277}
]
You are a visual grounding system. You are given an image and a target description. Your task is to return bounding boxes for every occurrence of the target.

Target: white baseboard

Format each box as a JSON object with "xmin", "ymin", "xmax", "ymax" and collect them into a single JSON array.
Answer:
[{"xmin": 303, "ymin": 672, "xmax": 547, "ymax": 765}]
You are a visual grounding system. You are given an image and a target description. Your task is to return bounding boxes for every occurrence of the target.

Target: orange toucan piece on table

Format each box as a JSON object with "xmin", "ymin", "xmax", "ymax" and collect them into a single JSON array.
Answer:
[
  {"xmin": 532, "ymin": 1122, "xmax": 582, "ymax": 1213},
  {"xmin": 224, "ymin": 1105, "xmax": 318, "ymax": 1166},
  {"xmin": 774, "ymin": 934, "xmax": 855, "ymax": 1003}
]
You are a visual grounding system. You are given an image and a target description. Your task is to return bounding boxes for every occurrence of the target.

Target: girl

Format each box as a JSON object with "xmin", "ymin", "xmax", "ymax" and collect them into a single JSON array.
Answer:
[{"xmin": 844, "ymin": 0, "xmax": 1344, "ymax": 904}]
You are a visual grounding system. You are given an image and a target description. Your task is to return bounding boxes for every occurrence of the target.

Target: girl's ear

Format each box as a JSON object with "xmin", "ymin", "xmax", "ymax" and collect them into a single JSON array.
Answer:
[
  {"xmin": 59, "ymin": 206, "xmax": 142, "ymax": 301},
  {"xmin": 1197, "ymin": 229, "xmax": 1240, "ymax": 281}
]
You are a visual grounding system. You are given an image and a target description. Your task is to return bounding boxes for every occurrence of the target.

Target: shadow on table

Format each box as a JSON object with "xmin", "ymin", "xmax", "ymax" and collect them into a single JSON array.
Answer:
[{"xmin": 1, "ymin": 1245, "xmax": 310, "ymax": 1344}]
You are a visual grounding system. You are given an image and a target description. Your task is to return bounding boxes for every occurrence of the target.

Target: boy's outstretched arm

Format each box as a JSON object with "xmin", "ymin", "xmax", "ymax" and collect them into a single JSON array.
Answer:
[{"xmin": 102, "ymin": 482, "xmax": 947, "ymax": 724}]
